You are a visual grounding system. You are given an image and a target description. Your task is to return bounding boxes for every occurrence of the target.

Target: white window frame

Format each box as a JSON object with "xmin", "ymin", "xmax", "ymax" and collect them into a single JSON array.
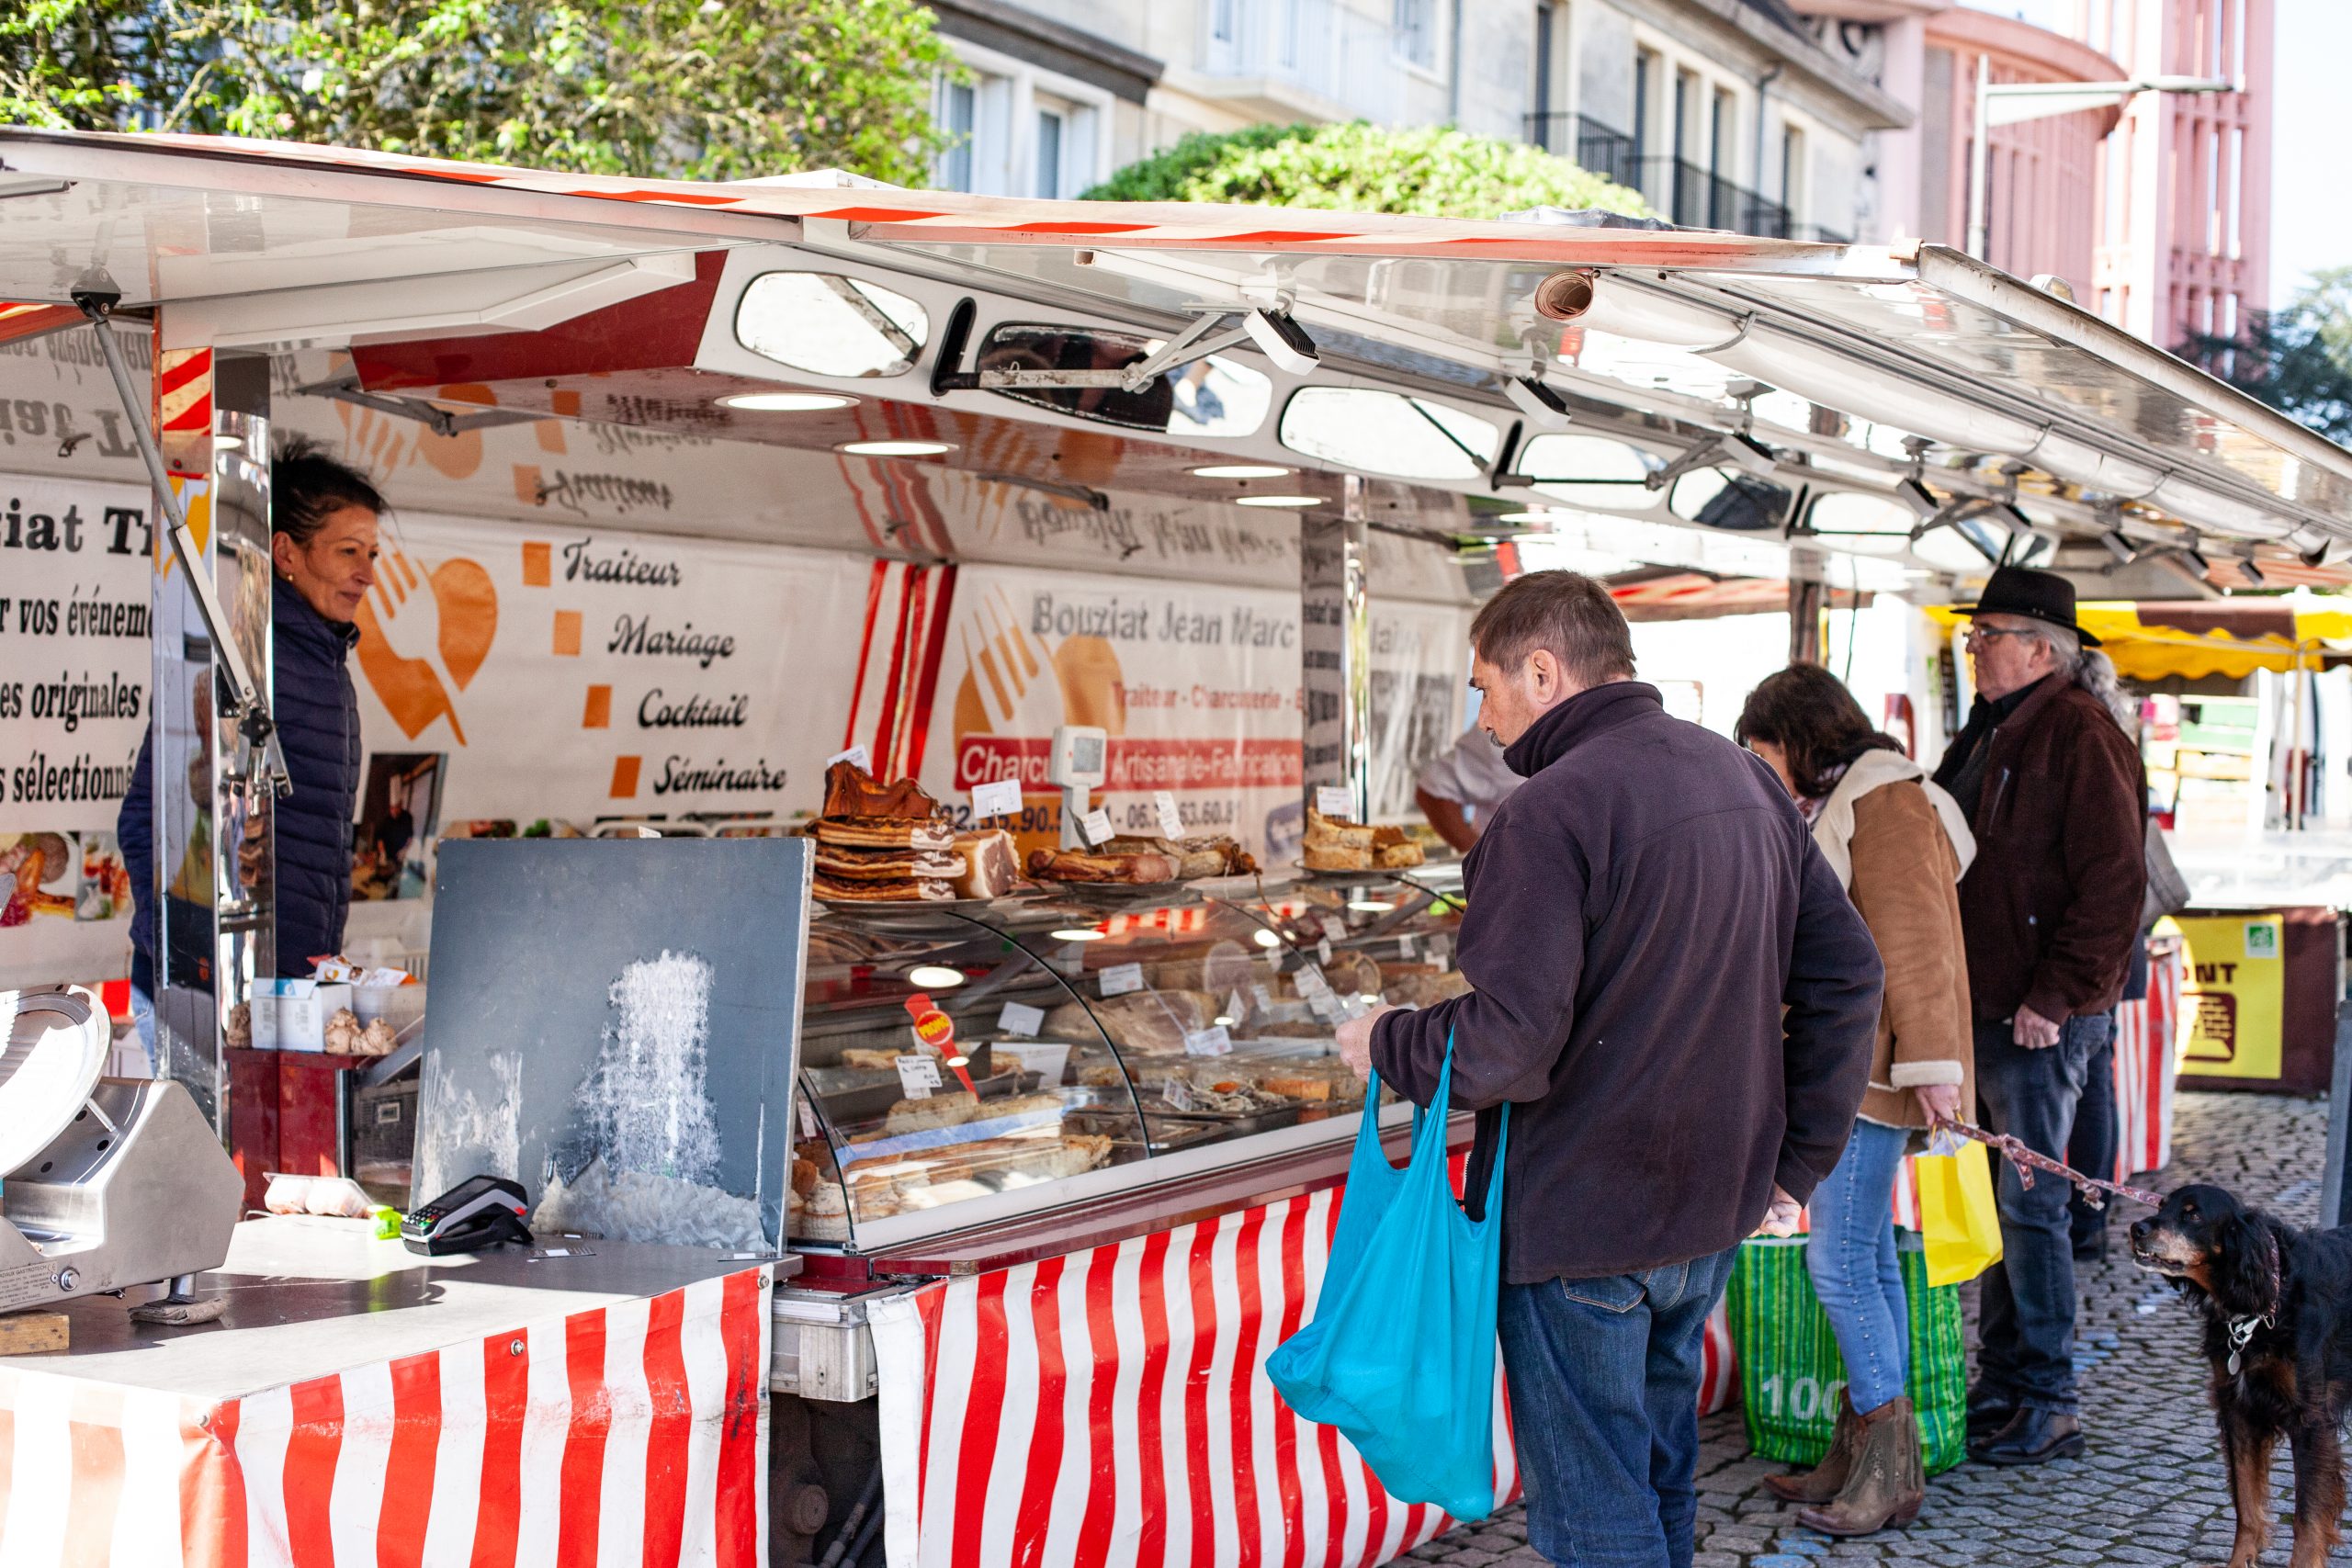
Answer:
[
  {"xmin": 935, "ymin": 39, "xmax": 1114, "ymax": 199},
  {"xmin": 1391, "ymin": 0, "xmax": 1448, "ymax": 83}
]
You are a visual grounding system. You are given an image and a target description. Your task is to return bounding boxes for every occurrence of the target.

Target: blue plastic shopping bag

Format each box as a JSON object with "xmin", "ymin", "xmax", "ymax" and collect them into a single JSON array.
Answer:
[{"xmin": 1265, "ymin": 1032, "xmax": 1510, "ymax": 1520}]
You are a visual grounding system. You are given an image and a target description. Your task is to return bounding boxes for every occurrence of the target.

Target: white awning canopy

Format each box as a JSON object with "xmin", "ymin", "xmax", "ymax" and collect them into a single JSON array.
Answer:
[{"xmin": 1, "ymin": 127, "xmax": 2342, "ymax": 584}]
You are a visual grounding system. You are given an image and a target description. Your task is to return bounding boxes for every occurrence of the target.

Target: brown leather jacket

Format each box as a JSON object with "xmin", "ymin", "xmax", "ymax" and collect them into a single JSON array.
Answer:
[
  {"xmin": 1940, "ymin": 676, "xmax": 2145, "ymax": 1023},
  {"xmin": 1845, "ymin": 782, "xmax": 1974, "ymax": 1129}
]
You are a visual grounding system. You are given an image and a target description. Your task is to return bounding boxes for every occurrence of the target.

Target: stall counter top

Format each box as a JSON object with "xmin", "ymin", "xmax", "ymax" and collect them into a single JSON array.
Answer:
[{"xmin": 0, "ymin": 1215, "xmax": 796, "ymax": 1403}]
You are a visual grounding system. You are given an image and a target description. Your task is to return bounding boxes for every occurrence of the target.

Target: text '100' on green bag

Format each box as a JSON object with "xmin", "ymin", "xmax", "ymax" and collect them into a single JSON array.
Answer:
[
  {"xmin": 1727, "ymin": 1234, "xmax": 1968, "ymax": 1476},
  {"xmin": 1266, "ymin": 1032, "xmax": 1510, "ymax": 1522}
]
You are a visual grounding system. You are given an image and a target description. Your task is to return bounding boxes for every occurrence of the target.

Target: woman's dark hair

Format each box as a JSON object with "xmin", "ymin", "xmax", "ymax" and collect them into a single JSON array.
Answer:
[
  {"xmin": 273, "ymin": 436, "xmax": 386, "ymax": 546},
  {"xmin": 1733, "ymin": 663, "xmax": 1903, "ymax": 800}
]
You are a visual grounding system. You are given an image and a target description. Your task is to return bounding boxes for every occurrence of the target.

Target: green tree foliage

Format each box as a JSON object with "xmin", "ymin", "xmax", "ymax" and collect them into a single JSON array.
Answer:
[
  {"xmin": 1, "ymin": 0, "xmax": 956, "ymax": 186},
  {"xmin": 2179, "ymin": 269, "xmax": 2352, "ymax": 446},
  {"xmin": 1081, "ymin": 120, "xmax": 1647, "ymax": 220}
]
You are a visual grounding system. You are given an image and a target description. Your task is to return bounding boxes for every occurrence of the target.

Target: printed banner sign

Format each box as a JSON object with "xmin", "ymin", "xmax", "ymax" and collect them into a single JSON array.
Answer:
[
  {"xmin": 352, "ymin": 513, "xmax": 869, "ymax": 829},
  {"xmin": 2174, "ymin": 913, "xmax": 2285, "ymax": 1080}
]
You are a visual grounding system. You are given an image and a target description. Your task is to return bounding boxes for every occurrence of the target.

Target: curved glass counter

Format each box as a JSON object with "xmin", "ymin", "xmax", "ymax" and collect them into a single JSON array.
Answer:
[{"xmin": 786, "ymin": 864, "xmax": 1467, "ymax": 1254}]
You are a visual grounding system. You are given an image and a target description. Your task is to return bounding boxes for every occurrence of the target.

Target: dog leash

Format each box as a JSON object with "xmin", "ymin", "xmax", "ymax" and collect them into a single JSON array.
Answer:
[{"xmin": 1928, "ymin": 1114, "xmax": 2164, "ymax": 1211}]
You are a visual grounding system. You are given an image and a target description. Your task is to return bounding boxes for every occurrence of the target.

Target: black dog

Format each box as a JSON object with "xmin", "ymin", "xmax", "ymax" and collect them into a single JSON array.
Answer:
[{"xmin": 2131, "ymin": 1183, "xmax": 2352, "ymax": 1568}]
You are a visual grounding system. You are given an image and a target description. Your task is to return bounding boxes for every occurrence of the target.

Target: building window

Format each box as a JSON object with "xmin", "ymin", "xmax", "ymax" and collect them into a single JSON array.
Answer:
[
  {"xmin": 2227, "ymin": 126, "xmax": 2244, "ymax": 259},
  {"xmin": 1782, "ymin": 124, "xmax": 1806, "ymax": 220},
  {"xmin": 1211, "ymin": 0, "xmax": 1237, "ymax": 45},
  {"xmin": 937, "ymin": 79, "xmax": 976, "ymax": 192},
  {"xmin": 1532, "ymin": 2, "xmax": 1558, "ymax": 121},
  {"xmin": 1634, "ymin": 48, "xmax": 1657, "ymax": 162},
  {"xmin": 1035, "ymin": 107, "xmax": 1065, "ymax": 199},
  {"xmin": 1394, "ymin": 0, "xmax": 1438, "ymax": 70}
]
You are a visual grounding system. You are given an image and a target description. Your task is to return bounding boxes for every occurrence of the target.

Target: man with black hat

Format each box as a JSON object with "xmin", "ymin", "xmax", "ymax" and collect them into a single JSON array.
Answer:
[{"xmin": 1933, "ymin": 566, "xmax": 2145, "ymax": 1467}]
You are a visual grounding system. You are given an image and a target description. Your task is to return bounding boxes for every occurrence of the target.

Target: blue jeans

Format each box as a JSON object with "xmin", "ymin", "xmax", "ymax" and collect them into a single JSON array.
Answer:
[
  {"xmin": 1972, "ymin": 1011, "xmax": 2107, "ymax": 1416},
  {"xmin": 1498, "ymin": 1247, "xmax": 1737, "ymax": 1568},
  {"xmin": 1805, "ymin": 1118, "xmax": 1912, "ymax": 1413}
]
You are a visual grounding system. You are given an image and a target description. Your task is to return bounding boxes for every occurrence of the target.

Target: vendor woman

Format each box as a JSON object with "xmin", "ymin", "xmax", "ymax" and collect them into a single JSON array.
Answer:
[{"xmin": 122, "ymin": 438, "xmax": 383, "ymax": 1059}]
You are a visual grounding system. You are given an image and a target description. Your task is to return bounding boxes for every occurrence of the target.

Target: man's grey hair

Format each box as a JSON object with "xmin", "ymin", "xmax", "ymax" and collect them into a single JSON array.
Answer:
[{"xmin": 2025, "ymin": 622, "xmax": 2137, "ymax": 734}]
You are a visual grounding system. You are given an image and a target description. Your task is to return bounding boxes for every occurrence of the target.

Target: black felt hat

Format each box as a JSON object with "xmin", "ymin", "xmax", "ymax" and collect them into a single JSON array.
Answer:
[{"xmin": 1954, "ymin": 566, "xmax": 2100, "ymax": 647}]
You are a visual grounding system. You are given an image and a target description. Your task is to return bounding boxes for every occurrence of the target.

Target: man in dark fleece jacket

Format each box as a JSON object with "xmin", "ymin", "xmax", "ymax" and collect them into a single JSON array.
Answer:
[{"xmin": 1338, "ymin": 571, "xmax": 1882, "ymax": 1568}]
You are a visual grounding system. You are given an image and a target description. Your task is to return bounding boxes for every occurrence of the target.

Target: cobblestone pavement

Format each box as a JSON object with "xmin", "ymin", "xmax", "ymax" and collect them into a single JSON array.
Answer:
[{"xmin": 1418, "ymin": 1090, "xmax": 2349, "ymax": 1567}]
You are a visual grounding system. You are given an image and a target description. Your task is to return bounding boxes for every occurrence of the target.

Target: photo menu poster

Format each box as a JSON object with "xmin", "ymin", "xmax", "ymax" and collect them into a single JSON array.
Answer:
[{"xmin": 0, "ymin": 473, "xmax": 153, "ymax": 985}]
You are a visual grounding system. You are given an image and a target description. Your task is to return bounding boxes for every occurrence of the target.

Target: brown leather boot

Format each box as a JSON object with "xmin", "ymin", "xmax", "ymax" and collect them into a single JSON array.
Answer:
[
  {"xmin": 1795, "ymin": 1396, "xmax": 1924, "ymax": 1537},
  {"xmin": 1763, "ymin": 1390, "xmax": 1862, "ymax": 1504}
]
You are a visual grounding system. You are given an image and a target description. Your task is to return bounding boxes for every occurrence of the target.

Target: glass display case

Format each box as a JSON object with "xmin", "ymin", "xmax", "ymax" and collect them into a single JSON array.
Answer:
[{"xmin": 786, "ymin": 864, "xmax": 1468, "ymax": 1254}]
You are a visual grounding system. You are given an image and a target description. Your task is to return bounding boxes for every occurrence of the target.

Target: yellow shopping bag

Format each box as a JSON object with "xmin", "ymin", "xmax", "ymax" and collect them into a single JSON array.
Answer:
[{"xmin": 1915, "ymin": 1141, "xmax": 2003, "ymax": 1287}]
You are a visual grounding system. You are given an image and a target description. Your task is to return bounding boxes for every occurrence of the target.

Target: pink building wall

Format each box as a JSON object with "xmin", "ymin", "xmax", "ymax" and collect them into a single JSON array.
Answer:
[
  {"xmin": 2064, "ymin": 0, "xmax": 2273, "ymax": 347},
  {"xmin": 1925, "ymin": 8, "xmax": 2125, "ymax": 298}
]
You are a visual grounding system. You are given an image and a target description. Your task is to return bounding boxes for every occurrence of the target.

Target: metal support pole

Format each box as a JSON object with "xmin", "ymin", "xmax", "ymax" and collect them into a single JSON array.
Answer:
[{"xmin": 1301, "ymin": 479, "xmax": 1373, "ymax": 824}]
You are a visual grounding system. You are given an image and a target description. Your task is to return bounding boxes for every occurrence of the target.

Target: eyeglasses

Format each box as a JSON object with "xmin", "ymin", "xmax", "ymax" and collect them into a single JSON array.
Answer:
[{"xmin": 1962, "ymin": 624, "xmax": 2039, "ymax": 647}]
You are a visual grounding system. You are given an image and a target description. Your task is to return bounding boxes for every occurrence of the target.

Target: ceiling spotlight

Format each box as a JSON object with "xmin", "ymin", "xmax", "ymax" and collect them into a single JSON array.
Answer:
[
  {"xmin": 2098, "ymin": 529, "xmax": 2138, "ymax": 565},
  {"xmin": 1496, "ymin": 510, "xmax": 1554, "ymax": 524},
  {"xmin": 1192, "ymin": 464, "xmax": 1293, "ymax": 479},
  {"xmin": 1243, "ymin": 309, "xmax": 1320, "ymax": 376},
  {"xmin": 1894, "ymin": 476, "xmax": 1940, "ymax": 522},
  {"xmin": 1721, "ymin": 431, "xmax": 1781, "ymax": 479},
  {"xmin": 720, "ymin": 391, "xmax": 859, "ymax": 412},
  {"xmin": 1251, "ymin": 929, "xmax": 1282, "ymax": 948},
  {"xmin": 1235, "ymin": 493, "xmax": 1326, "ymax": 509},
  {"xmin": 1049, "ymin": 927, "xmax": 1108, "ymax": 942},
  {"xmin": 906, "ymin": 964, "xmax": 966, "ymax": 988},
  {"xmin": 840, "ymin": 439, "xmax": 955, "ymax": 457},
  {"xmin": 2239, "ymin": 557, "xmax": 2267, "ymax": 586},
  {"xmin": 1503, "ymin": 376, "xmax": 1574, "ymax": 430}
]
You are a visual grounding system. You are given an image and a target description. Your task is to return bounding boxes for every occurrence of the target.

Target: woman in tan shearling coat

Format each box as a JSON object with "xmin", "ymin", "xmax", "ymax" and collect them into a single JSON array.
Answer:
[{"xmin": 1736, "ymin": 665, "xmax": 1975, "ymax": 1540}]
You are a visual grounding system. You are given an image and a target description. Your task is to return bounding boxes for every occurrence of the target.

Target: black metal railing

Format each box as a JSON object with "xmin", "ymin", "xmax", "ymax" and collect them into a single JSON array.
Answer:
[
  {"xmin": 1522, "ymin": 112, "xmax": 1640, "ymax": 193},
  {"xmin": 1519, "ymin": 121, "xmax": 1828, "ymax": 242}
]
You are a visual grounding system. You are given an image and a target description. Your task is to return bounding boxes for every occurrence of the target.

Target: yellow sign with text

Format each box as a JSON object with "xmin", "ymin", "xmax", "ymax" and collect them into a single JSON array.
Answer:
[{"xmin": 2173, "ymin": 914, "xmax": 2285, "ymax": 1079}]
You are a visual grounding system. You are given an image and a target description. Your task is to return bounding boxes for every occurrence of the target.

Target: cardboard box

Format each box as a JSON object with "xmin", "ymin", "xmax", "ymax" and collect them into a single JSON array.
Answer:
[
  {"xmin": 247, "ymin": 978, "xmax": 286, "ymax": 1050},
  {"xmin": 271, "ymin": 979, "xmax": 352, "ymax": 1053}
]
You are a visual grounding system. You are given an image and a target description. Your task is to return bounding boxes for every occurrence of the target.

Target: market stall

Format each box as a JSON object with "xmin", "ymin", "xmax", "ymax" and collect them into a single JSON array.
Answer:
[{"xmin": 5, "ymin": 126, "xmax": 2352, "ymax": 1568}]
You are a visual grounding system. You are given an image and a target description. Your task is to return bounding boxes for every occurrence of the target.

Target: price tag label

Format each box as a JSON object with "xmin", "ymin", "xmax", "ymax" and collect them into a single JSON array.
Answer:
[
  {"xmin": 1226, "ymin": 989, "xmax": 1249, "ymax": 1026},
  {"xmin": 1308, "ymin": 991, "xmax": 1341, "ymax": 1023},
  {"xmin": 1319, "ymin": 913, "xmax": 1347, "ymax": 942},
  {"xmin": 1294, "ymin": 963, "xmax": 1331, "ymax": 999},
  {"xmin": 1153, "ymin": 791, "xmax": 1186, "ymax": 840},
  {"xmin": 1315, "ymin": 785, "xmax": 1355, "ymax": 821},
  {"xmin": 1161, "ymin": 1077, "xmax": 1200, "ymax": 1112},
  {"xmin": 1251, "ymin": 982, "xmax": 1275, "ymax": 1012},
  {"xmin": 1317, "ymin": 936, "xmax": 1334, "ymax": 965},
  {"xmin": 1399, "ymin": 931, "xmax": 1420, "ymax": 959},
  {"xmin": 997, "ymin": 1002, "xmax": 1046, "ymax": 1037},
  {"xmin": 797, "ymin": 1099, "xmax": 820, "ymax": 1139},
  {"xmin": 827, "ymin": 744, "xmax": 872, "ymax": 772},
  {"xmin": 895, "ymin": 1055, "xmax": 943, "ymax": 1099},
  {"xmin": 971, "ymin": 778, "xmax": 1022, "ymax": 819},
  {"xmin": 1184, "ymin": 1026, "xmax": 1233, "ymax": 1058},
  {"xmin": 1079, "ymin": 807, "xmax": 1114, "ymax": 846},
  {"xmin": 1100, "ymin": 962, "xmax": 1146, "ymax": 998}
]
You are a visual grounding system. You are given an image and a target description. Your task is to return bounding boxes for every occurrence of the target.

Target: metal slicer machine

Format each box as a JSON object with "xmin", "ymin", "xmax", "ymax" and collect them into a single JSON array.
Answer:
[{"xmin": 0, "ymin": 985, "xmax": 243, "ymax": 1312}]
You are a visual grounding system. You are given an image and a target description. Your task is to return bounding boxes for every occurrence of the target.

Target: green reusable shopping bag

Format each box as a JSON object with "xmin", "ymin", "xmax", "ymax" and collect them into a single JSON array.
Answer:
[{"xmin": 1726, "ymin": 1233, "xmax": 1966, "ymax": 1476}]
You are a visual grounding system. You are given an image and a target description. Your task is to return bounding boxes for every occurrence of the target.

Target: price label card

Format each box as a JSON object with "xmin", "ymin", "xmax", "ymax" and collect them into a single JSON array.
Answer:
[
  {"xmin": 997, "ymin": 1002, "xmax": 1046, "ymax": 1037},
  {"xmin": 1183, "ymin": 1026, "xmax": 1233, "ymax": 1058},
  {"xmin": 1100, "ymin": 962, "xmax": 1146, "ymax": 998},
  {"xmin": 1399, "ymin": 931, "xmax": 1420, "ymax": 958},
  {"xmin": 1319, "ymin": 913, "xmax": 1347, "ymax": 942},
  {"xmin": 827, "ymin": 744, "xmax": 872, "ymax": 772},
  {"xmin": 895, "ymin": 1055, "xmax": 943, "ymax": 1099},
  {"xmin": 1152, "ymin": 791, "xmax": 1186, "ymax": 840},
  {"xmin": 797, "ymin": 1099, "xmax": 820, "ymax": 1139},
  {"xmin": 1317, "ymin": 936, "xmax": 1334, "ymax": 965},
  {"xmin": 1162, "ymin": 1077, "xmax": 1200, "ymax": 1112},
  {"xmin": 1295, "ymin": 963, "xmax": 1331, "ymax": 998},
  {"xmin": 1308, "ymin": 991, "xmax": 1342, "ymax": 1022},
  {"xmin": 1315, "ymin": 785, "xmax": 1355, "ymax": 821},
  {"xmin": 971, "ymin": 778, "xmax": 1022, "ymax": 819},
  {"xmin": 1079, "ymin": 807, "xmax": 1114, "ymax": 845},
  {"xmin": 1226, "ymin": 989, "xmax": 1249, "ymax": 1026},
  {"xmin": 1251, "ymin": 982, "xmax": 1275, "ymax": 1011},
  {"xmin": 1434, "ymin": 953, "xmax": 1452, "ymax": 974}
]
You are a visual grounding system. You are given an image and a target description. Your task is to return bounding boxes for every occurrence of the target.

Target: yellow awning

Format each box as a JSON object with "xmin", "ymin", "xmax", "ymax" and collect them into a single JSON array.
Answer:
[{"xmin": 1926, "ymin": 600, "xmax": 2352, "ymax": 680}]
